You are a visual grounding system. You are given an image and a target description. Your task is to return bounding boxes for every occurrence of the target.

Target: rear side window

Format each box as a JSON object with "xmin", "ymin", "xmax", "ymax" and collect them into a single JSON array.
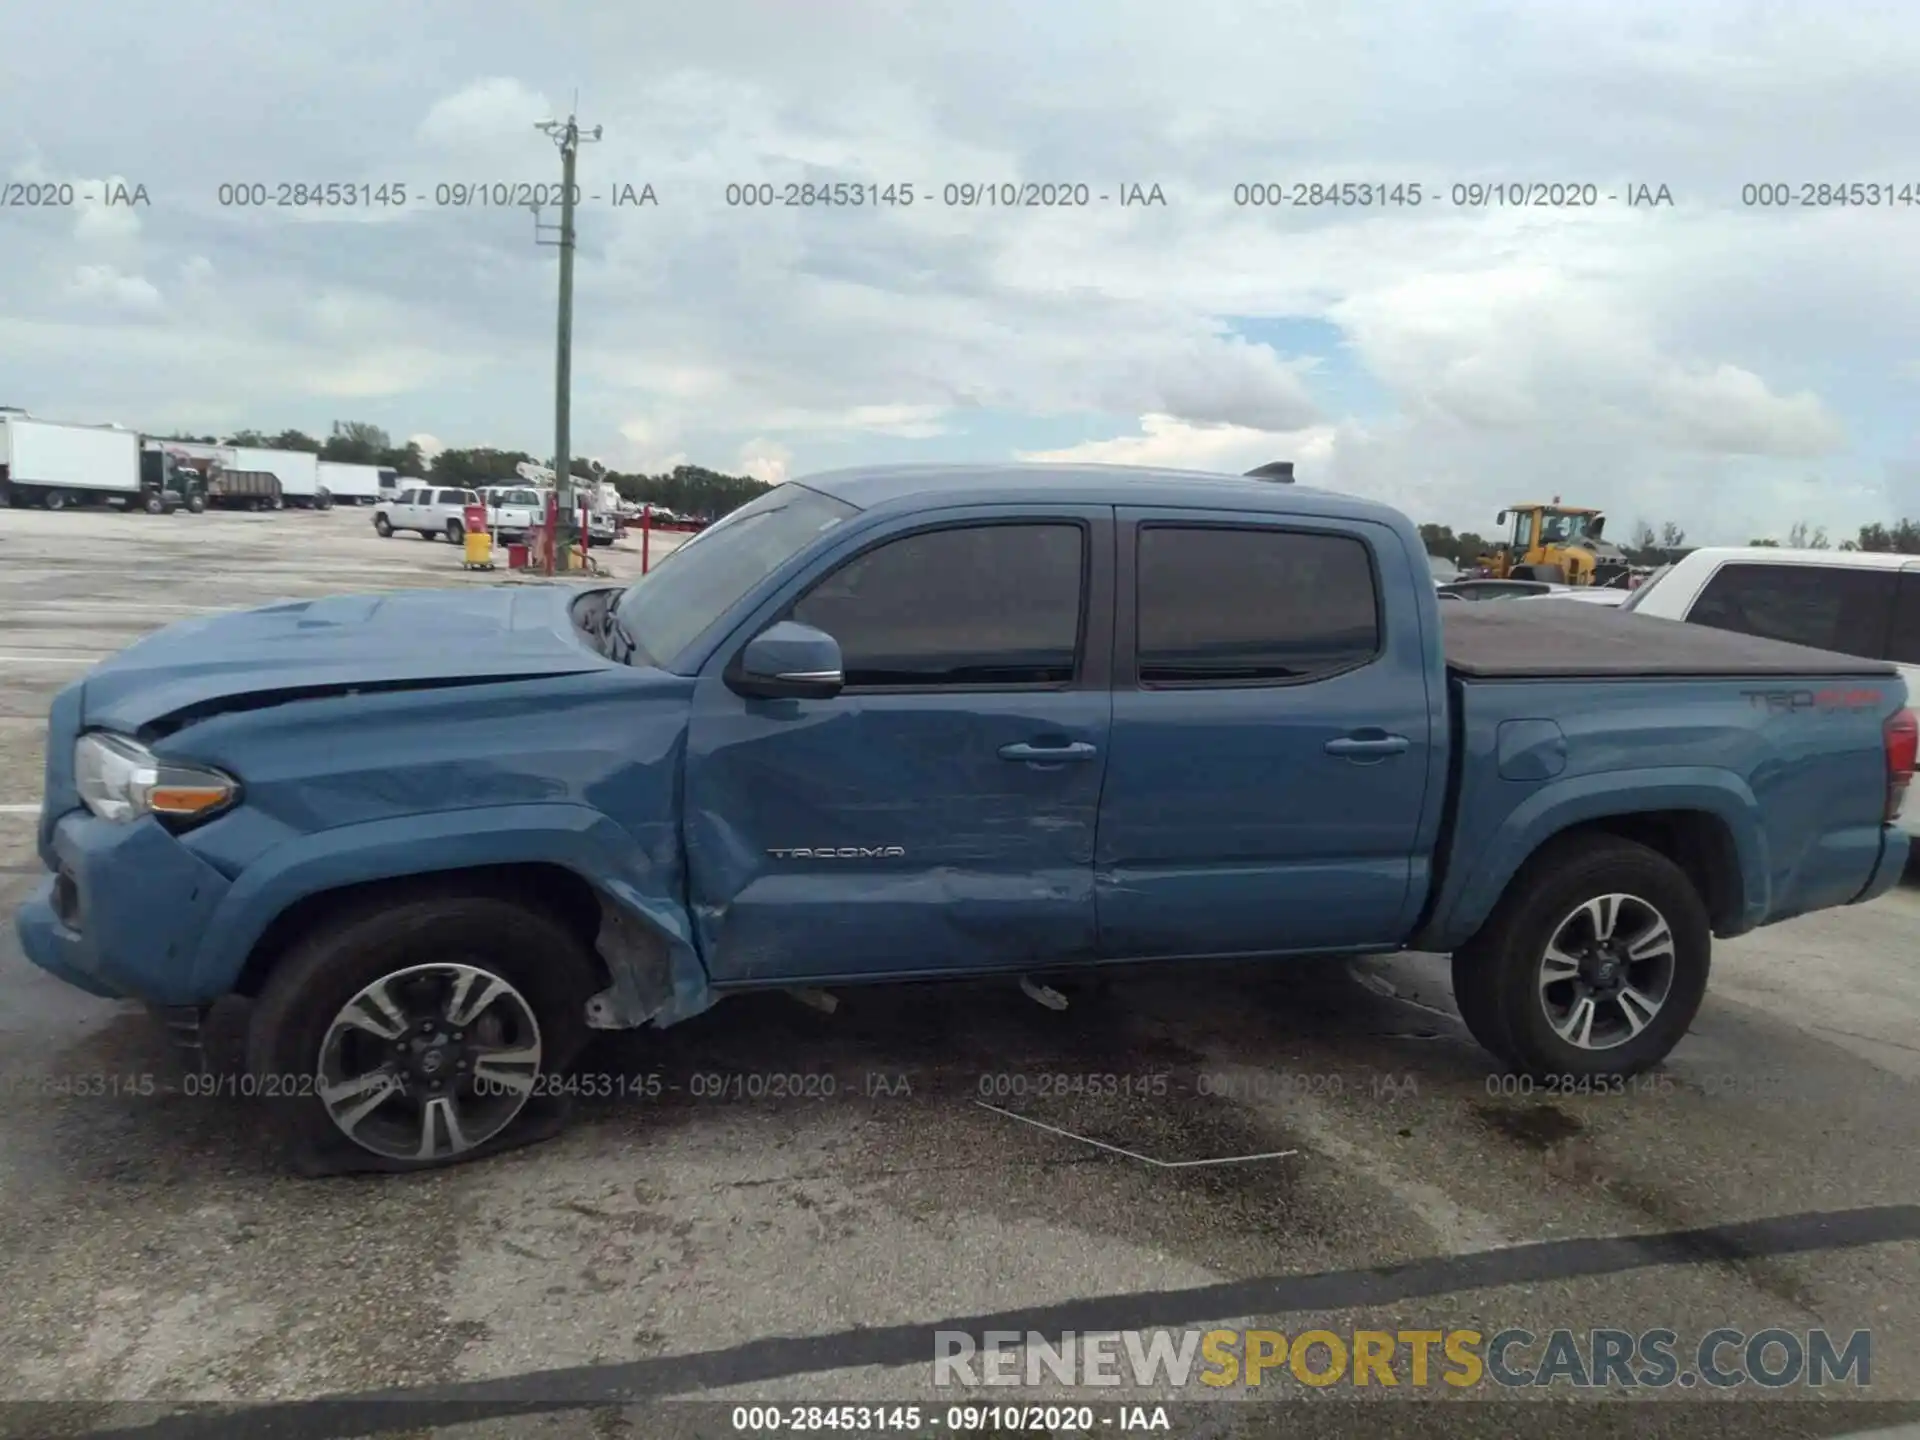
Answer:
[
  {"xmin": 1887, "ymin": 573, "xmax": 1920, "ymax": 665},
  {"xmin": 1688, "ymin": 563, "xmax": 1896, "ymax": 657},
  {"xmin": 791, "ymin": 523, "xmax": 1084, "ymax": 687},
  {"xmin": 436, "ymin": 489, "xmax": 465, "ymax": 505},
  {"xmin": 1136, "ymin": 526, "xmax": 1381, "ymax": 684}
]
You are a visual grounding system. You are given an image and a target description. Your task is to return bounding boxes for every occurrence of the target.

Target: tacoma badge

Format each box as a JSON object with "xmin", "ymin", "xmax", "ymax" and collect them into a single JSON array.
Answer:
[{"xmin": 767, "ymin": 846, "xmax": 907, "ymax": 859}]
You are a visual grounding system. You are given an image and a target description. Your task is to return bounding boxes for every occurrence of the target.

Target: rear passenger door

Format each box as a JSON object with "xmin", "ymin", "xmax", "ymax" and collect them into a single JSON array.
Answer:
[{"xmin": 1094, "ymin": 510, "xmax": 1438, "ymax": 958}]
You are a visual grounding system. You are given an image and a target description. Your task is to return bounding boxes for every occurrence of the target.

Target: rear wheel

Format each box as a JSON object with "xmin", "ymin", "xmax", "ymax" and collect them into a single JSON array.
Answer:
[
  {"xmin": 1450, "ymin": 834, "xmax": 1710, "ymax": 1077},
  {"xmin": 43, "ymin": 490, "xmax": 67, "ymax": 511},
  {"xmin": 144, "ymin": 492, "xmax": 166, "ymax": 514},
  {"xmin": 247, "ymin": 894, "xmax": 600, "ymax": 1176}
]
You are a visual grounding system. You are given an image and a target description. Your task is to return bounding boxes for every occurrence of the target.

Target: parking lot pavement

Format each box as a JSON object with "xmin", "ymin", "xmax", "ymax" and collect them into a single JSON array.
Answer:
[{"xmin": 3, "ymin": 506, "xmax": 1919, "ymax": 1440}]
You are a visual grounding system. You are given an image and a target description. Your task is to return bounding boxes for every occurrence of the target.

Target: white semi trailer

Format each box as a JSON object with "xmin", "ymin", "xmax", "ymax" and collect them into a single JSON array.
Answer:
[
  {"xmin": 316, "ymin": 460, "xmax": 386, "ymax": 505},
  {"xmin": 0, "ymin": 414, "xmax": 146, "ymax": 511},
  {"xmin": 231, "ymin": 446, "xmax": 324, "ymax": 509}
]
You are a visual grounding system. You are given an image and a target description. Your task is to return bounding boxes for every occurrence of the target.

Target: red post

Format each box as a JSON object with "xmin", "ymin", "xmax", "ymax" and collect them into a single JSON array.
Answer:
[
  {"xmin": 543, "ymin": 491, "xmax": 557, "ymax": 577},
  {"xmin": 641, "ymin": 504, "xmax": 652, "ymax": 573},
  {"xmin": 580, "ymin": 497, "xmax": 591, "ymax": 556}
]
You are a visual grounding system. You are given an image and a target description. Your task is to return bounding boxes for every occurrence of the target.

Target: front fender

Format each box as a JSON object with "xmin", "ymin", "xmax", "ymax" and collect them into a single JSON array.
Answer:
[
  {"xmin": 187, "ymin": 803, "xmax": 710, "ymax": 1021},
  {"xmin": 1414, "ymin": 768, "xmax": 1770, "ymax": 952}
]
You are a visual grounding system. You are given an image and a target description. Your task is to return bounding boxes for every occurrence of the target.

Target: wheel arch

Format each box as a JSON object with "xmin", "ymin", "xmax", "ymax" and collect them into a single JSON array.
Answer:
[
  {"xmin": 193, "ymin": 804, "xmax": 713, "ymax": 1028},
  {"xmin": 1416, "ymin": 772, "xmax": 1766, "ymax": 951}
]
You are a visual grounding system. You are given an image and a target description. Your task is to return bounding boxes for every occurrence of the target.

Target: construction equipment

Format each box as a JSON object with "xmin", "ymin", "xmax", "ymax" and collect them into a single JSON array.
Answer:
[{"xmin": 1478, "ymin": 498, "xmax": 1631, "ymax": 587}]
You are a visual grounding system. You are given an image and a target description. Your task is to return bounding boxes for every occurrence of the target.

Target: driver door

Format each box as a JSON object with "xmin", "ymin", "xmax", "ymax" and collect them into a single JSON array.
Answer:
[{"xmin": 682, "ymin": 506, "xmax": 1115, "ymax": 985}]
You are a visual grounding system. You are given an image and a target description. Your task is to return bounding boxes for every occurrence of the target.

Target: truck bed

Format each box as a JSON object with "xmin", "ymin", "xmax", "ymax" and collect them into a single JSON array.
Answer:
[{"xmin": 1442, "ymin": 597, "xmax": 1894, "ymax": 679}]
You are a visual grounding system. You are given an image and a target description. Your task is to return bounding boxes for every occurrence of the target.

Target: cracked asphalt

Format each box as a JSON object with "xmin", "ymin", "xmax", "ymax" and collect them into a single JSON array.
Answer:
[{"xmin": 1, "ymin": 506, "xmax": 1918, "ymax": 1440}]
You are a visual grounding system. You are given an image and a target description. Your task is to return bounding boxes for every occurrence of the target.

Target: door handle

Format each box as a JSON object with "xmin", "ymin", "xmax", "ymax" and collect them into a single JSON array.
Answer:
[
  {"xmin": 1325, "ymin": 734, "xmax": 1410, "ymax": 759},
  {"xmin": 999, "ymin": 741, "xmax": 1099, "ymax": 763}
]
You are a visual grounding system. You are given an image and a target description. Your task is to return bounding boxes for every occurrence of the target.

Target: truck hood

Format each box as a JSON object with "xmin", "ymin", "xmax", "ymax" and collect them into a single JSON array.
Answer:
[{"xmin": 81, "ymin": 585, "xmax": 612, "ymax": 733}]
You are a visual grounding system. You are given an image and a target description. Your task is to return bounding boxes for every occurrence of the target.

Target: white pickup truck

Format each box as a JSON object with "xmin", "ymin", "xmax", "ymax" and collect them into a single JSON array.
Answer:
[{"xmin": 480, "ymin": 486, "xmax": 545, "ymax": 538}]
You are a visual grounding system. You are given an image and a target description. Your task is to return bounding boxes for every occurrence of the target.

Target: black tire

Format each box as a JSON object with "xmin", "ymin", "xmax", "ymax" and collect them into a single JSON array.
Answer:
[
  {"xmin": 1449, "ymin": 834, "xmax": 1710, "ymax": 1078},
  {"xmin": 246, "ymin": 892, "xmax": 601, "ymax": 1177},
  {"xmin": 43, "ymin": 490, "xmax": 66, "ymax": 511},
  {"xmin": 186, "ymin": 493, "xmax": 206, "ymax": 514},
  {"xmin": 446, "ymin": 520, "xmax": 464, "ymax": 544},
  {"xmin": 271, "ymin": 493, "xmax": 285, "ymax": 511},
  {"xmin": 373, "ymin": 514, "xmax": 393, "ymax": 537},
  {"xmin": 144, "ymin": 492, "xmax": 166, "ymax": 515}
]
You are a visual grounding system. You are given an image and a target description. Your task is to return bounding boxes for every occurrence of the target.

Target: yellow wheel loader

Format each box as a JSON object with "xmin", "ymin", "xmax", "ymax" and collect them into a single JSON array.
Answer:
[{"xmin": 1478, "ymin": 499, "xmax": 1632, "ymax": 587}]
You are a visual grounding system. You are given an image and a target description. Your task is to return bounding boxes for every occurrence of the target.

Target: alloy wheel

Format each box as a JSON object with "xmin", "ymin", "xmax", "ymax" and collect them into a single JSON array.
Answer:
[
  {"xmin": 1537, "ymin": 893, "xmax": 1677, "ymax": 1051},
  {"xmin": 316, "ymin": 962, "xmax": 543, "ymax": 1161}
]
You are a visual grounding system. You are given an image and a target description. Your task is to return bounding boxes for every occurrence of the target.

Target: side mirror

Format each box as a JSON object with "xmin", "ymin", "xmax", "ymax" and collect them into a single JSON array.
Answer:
[
  {"xmin": 727, "ymin": 621, "xmax": 844, "ymax": 700},
  {"xmin": 1495, "ymin": 510, "xmax": 1508, "ymax": 525}
]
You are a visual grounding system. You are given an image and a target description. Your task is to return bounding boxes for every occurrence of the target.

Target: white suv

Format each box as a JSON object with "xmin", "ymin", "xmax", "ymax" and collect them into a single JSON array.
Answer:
[
  {"xmin": 1621, "ymin": 546, "xmax": 1920, "ymax": 835},
  {"xmin": 373, "ymin": 486, "xmax": 482, "ymax": 543}
]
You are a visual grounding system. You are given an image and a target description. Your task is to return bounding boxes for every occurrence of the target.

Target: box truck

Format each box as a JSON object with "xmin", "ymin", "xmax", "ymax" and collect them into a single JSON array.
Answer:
[
  {"xmin": 316, "ymin": 460, "xmax": 385, "ymax": 505},
  {"xmin": 0, "ymin": 415, "xmax": 164, "ymax": 511},
  {"xmin": 227, "ymin": 447, "xmax": 323, "ymax": 509}
]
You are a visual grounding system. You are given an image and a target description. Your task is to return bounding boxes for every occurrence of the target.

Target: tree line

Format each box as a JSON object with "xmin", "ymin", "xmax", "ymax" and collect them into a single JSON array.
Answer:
[{"xmin": 151, "ymin": 420, "xmax": 774, "ymax": 521}]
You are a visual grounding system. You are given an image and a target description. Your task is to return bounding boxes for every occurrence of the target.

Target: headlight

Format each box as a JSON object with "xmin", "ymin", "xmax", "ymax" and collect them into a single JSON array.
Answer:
[{"xmin": 73, "ymin": 732, "xmax": 238, "ymax": 825}]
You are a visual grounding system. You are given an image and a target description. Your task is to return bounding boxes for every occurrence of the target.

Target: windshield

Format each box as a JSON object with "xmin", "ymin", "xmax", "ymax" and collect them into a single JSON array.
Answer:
[
  {"xmin": 1620, "ymin": 563, "xmax": 1674, "ymax": 611},
  {"xmin": 612, "ymin": 483, "xmax": 857, "ymax": 668}
]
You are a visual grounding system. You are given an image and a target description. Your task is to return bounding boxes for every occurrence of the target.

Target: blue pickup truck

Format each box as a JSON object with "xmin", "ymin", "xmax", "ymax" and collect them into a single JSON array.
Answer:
[{"xmin": 15, "ymin": 463, "xmax": 1916, "ymax": 1174}]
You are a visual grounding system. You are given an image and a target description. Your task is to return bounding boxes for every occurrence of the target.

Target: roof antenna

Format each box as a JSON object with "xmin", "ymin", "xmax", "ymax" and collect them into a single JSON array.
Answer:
[{"xmin": 1244, "ymin": 461, "xmax": 1294, "ymax": 483}]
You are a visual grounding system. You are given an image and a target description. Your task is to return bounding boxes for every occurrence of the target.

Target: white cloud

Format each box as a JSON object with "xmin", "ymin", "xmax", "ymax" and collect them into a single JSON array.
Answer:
[
  {"xmin": 64, "ymin": 264, "xmax": 161, "ymax": 312},
  {"xmin": 736, "ymin": 438, "xmax": 791, "ymax": 483},
  {"xmin": 1021, "ymin": 414, "xmax": 1331, "ymax": 475},
  {"xmin": 417, "ymin": 77, "xmax": 554, "ymax": 149}
]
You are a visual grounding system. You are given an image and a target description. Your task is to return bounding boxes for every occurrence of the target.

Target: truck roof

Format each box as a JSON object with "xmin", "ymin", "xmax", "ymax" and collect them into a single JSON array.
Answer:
[{"xmin": 793, "ymin": 462, "xmax": 1407, "ymax": 524}]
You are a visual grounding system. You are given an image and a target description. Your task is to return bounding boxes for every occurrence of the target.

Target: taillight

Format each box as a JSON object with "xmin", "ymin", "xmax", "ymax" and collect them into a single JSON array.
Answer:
[{"xmin": 1884, "ymin": 708, "xmax": 1917, "ymax": 822}]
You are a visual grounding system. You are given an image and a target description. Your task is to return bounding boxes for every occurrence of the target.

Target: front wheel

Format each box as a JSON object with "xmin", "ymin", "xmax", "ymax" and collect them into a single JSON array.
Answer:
[
  {"xmin": 247, "ymin": 894, "xmax": 600, "ymax": 1175},
  {"xmin": 186, "ymin": 493, "xmax": 206, "ymax": 514},
  {"xmin": 1450, "ymin": 834, "xmax": 1710, "ymax": 1078},
  {"xmin": 446, "ymin": 520, "xmax": 464, "ymax": 544},
  {"xmin": 373, "ymin": 514, "xmax": 393, "ymax": 537}
]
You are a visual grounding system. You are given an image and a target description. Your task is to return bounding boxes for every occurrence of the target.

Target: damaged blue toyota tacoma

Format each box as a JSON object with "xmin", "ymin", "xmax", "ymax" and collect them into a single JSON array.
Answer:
[{"xmin": 14, "ymin": 463, "xmax": 1916, "ymax": 1175}]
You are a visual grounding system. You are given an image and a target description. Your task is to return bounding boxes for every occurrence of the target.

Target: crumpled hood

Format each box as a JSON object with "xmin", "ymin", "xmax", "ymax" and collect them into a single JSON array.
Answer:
[{"xmin": 82, "ymin": 585, "xmax": 612, "ymax": 732}]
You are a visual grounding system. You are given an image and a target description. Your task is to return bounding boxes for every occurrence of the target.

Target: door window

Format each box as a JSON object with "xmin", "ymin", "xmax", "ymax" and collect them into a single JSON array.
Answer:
[
  {"xmin": 1688, "ymin": 563, "xmax": 1896, "ymax": 657},
  {"xmin": 1136, "ymin": 525, "xmax": 1380, "ymax": 685},
  {"xmin": 436, "ymin": 489, "xmax": 465, "ymax": 506},
  {"xmin": 790, "ymin": 523, "xmax": 1085, "ymax": 687}
]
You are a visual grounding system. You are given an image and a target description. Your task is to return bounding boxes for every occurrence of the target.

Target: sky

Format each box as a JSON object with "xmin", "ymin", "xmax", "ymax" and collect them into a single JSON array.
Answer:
[{"xmin": 2, "ymin": 0, "xmax": 1917, "ymax": 542}]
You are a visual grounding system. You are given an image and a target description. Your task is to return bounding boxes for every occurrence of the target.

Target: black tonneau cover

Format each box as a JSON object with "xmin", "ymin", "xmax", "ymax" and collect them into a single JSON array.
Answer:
[{"xmin": 1443, "ymin": 598, "xmax": 1894, "ymax": 679}]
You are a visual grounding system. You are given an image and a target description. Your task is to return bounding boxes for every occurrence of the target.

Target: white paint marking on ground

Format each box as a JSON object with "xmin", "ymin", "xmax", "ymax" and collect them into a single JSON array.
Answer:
[
  {"xmin": 975, "ymin": 1100, "xmax": 1300, "ymax": 1168},
  {"xmin": 0, "ymin": 656, "xmax": 103, "ymax": 666},
  {"xmin": 0, "ymin": 805, "xmax": 40, "ymax": 815}
]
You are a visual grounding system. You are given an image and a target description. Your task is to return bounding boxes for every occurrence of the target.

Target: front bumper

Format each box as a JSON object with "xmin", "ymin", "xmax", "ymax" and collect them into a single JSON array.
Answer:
[{"xmin": 14, "ymin": 808, "xmax": 233, "ymax": 1005}]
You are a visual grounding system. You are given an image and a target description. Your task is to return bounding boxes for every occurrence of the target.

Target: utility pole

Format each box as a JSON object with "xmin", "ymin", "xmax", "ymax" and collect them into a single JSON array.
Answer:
[{"xmin": 533, "ymin": 106, "xmax": 601, "ymax": 558}]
